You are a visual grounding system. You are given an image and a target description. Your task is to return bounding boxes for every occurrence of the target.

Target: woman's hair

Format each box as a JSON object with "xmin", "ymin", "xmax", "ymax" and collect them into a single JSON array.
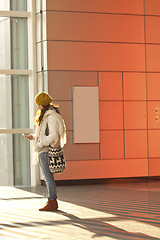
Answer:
[{"xmin": 35, "ymin": 103, "xmax": 60, "ymax": 126}]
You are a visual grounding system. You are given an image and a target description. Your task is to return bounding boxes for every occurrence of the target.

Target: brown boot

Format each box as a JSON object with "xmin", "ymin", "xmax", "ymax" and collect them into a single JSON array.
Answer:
[{"xmin": 39, "ymin": 199, "xmax": 58, "ymax": 211}]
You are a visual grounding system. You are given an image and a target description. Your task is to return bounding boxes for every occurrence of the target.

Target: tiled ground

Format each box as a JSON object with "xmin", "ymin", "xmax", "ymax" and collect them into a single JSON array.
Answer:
[{"xmin": 0, "ymin": 180, "xmax": 160, "ymax": 240}]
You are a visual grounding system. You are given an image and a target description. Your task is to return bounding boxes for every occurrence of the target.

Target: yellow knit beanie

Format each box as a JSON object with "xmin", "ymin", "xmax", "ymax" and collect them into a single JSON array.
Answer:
[{"xmin": 35, "ymin": 92, "xmax": 53, "ymax": 106}]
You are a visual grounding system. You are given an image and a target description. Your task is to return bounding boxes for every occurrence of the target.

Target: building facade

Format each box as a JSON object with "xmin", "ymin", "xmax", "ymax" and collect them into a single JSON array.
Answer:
[{"xmin": 0, "ymin": 0, "xmax": 160, "ymax": 186}]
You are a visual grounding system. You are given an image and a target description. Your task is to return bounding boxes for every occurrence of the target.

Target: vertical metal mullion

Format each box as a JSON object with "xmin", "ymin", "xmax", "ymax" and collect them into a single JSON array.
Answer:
[
  {"xmin": 40, "ymin": 0, "xmax": 44, "ymax": 91},
  {"xmin": 28, "ymin": 0, "xmax": 40, "ymax": 186},
  {"xmin": 9, "ymin": 11, "xmax": 14, "ymax": 186}
]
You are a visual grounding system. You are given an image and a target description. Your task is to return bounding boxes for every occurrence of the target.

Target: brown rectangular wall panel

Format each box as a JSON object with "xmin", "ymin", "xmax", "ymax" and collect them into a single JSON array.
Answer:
[
  {"xmin": 145, "ymin": 0, "xmax": 160, "ymax": 16},
  {"xmin": 149, "ymin": 158, "xmax": 160, "ymax": 176},
  {"xmin": 48, "ymin": 71, "xmax": 98, "ymax": 101},
  {"xmin": 64, "ymin": 132, "xmax": 100, "ymax": 161},
  {"xmin": 146, "ymin": 45, "xmax": 160, "ymax": 72},
  {"xmin": 123, "ymin": 73, "xmax": 146, "ymax": 101},
  {"xmin": 148, "ymin": 130, "xmax": 160, "ymax": 158},
  {"xmin": 124, "ymin": 102, "xmax": 147, "ymax": 129},
  {"xmin": 47, "ymin": 12, "xmax": 144, "ymax": 43},
  {"xmin": 47, "ymin": 41, "xmax": 146, "ymax": 72},
  {"xmin": 99, "ymin": 72, "xmax": 122, "ymax": 100},
  {"xmin": 100, "ymin": 130, "xmax": 124, "ymax": 159},
  {"xmin": 55, "ymin": 159, "xmax": 148, "ymax": 180},
  {"xmin": 147, "ymin": 73, "xmax": 160, "ymax": 100},
  {"xmin": 99, "ymin": 102, "xmax": 123, "ymax": 130},
  {"xmin": 125, "ymin": 130, "xmax": 148, "ymax": 159},
  {"xmin": 54, "ymin": 101, "xmax": 72, "ymax": 131},
  {"xmin": 148, "ymin": 101, "xmax": 160, "ymax": 129},
  {"xmin": 146, "ymin": 16, "xmax": 160, "ymax": 44},
  {"xmin": 46, "ymin": 0, "xmax": 144, "ymax": 15}
]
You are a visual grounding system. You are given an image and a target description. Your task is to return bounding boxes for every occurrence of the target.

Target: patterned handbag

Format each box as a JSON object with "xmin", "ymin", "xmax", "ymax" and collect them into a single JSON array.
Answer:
[{"xmin": 48, "ymin": 145, "xmax": 66, "ymax": 174}]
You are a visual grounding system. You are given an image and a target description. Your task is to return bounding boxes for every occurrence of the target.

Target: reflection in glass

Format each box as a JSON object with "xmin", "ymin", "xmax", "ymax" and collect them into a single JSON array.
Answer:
[
  {"xmin": 13, "ymin": 134, "xmax": 30, "ymax": 186},
  {"xmin": 0, "ymin": 76, "xmax": 12, "ymax": 185},
  {"xmin": 0, "ymin": 134, "xmax": 13, "ymax": 185},
  {"xmin": 11, "ymin": 18, "xmax": 28, "ymax": 69},
  {"xmin": 11, "ymin": 0, "xmax": 27, "ymax": 11},
  {"xmin": 0, "ymin": 0, "xmax": 30, "ymax": 186},
  {"xmin": 12, "ymin": 75, "xmax": 29, "ymax": 128},
  {"xmin": 0, "ymin": 0, "xmax": 27, "ymax": 11},
  {"xmin": 0, "ymin": 17, "xmax": 11, "ymax": 69},
  {"xmin": 0, "ymin": 75, "xmax": 12, "ymax": 129},
  {"xmin": 0, "ymin": 75, "xmax": 30, "ymax": 186},
  {"xmin": 0, "ymin": 17, "xmax": 28, "ymax": 69},
  {"xmin": 12, "ymin": 75, "xmax": 30, "ymax": 186},
  {"xmin": 0, "ymin": 75, "xmax": 30, "ymax": 129},
  {"xmin": 0, "ymin": 134, "xmax": 30, "ymax": 186}
]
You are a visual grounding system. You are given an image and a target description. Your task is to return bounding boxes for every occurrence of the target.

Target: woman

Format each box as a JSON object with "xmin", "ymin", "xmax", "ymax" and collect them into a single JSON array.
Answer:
[{"xmin": 25, "ymin": 92, "xmax": 66, "ymax": 211}]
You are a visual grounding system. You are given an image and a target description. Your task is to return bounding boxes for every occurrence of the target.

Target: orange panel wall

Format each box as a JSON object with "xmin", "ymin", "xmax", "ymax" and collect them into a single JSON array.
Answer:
[
  {"xmin": 46, "ymin": 41, "xmax": 145, "ymax": 72},
  {"xmin": 46, "ymin": 12, "xmax": 144, "ymax": 43},
  {"xmin": 38, "ymin": 0, "xmax": 160, "ymax": 180},
  {"xmin": 46, "ymin": 0, "xmax": 144, "ymax": 15}
]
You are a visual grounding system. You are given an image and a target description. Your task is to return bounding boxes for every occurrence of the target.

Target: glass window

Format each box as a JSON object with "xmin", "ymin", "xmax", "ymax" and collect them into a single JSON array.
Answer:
[
  {"xmin": 0, "ymin": 134, "xmax": 13, "ymax": 185},
  {"xmin": 0, "ymin": 17, "xmax": 28, "ymax": 70},
  {"xmin": 0, "ymin": 74, "xmax": 30, "ymax": 186},
  {"xmin": 11, "ymin": 18, "xmax": 28, "ymax": 69},
  {"xmin": 12, "ymin": 75, "xmax": 29, "ymax": 129},
  {"xmin": 0, "ymin": 0, "xmax": 27, "ymax": 11},
  {"xmin": 0, "ymin": 133, "xmax": 30, "ymax": 186},
  {"xmin": 11, "ymin": 0, "xmax": 27, "ymax": 11},
  {"xmin": 0, "ymin": 75, "xmax": 29, "ymax": 129},
  {"xmin": 0, "ymin": 75, "xmax": 12, "ymax": 129},
  {"xmin": 13, "ymin": 134, "xmax": 30, "ymax": 186},
  {"xmin": 0, "ymin": 17, "xmax": 11, "ymax": 69},
  {"xmin": 0, "ymin": 0, "xmax": 34, "ymax": 186}
]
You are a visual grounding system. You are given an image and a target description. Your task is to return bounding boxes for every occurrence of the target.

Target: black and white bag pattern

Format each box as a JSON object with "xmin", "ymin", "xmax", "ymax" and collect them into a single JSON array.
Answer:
[{"xmin": 48, "ymin": 146, "xmax": 66, "ymax": 173}]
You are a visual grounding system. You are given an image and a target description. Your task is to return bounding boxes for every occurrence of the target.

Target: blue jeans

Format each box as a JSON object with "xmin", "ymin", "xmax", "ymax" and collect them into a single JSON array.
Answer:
[{"xmin": 38, "ymin": 152, "xmax": 57, "ymax": 200}]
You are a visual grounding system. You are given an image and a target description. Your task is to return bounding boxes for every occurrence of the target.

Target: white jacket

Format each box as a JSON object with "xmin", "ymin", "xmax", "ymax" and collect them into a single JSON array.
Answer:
[{"xmin": 34, "ymin": 108, "xmax": 66, "ymax": 153}]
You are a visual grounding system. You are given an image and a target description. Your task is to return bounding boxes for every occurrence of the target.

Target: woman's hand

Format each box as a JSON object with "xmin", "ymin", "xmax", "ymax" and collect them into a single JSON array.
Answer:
[{"xmin": 24, "ymin": 134, "xmax": 33, "ymax": 140}]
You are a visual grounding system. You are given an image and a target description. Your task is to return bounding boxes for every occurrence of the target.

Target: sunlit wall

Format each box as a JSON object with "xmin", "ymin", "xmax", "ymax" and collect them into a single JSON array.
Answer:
[{"xmin": 37, "ymin": 0, "xmax": 160, "ymax": 180}]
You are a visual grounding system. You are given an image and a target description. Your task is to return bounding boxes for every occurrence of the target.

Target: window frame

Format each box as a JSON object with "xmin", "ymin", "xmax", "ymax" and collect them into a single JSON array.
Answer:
[{"xmin": 0, "ymin": 0, "xmax": 38, "ymax": 186}]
